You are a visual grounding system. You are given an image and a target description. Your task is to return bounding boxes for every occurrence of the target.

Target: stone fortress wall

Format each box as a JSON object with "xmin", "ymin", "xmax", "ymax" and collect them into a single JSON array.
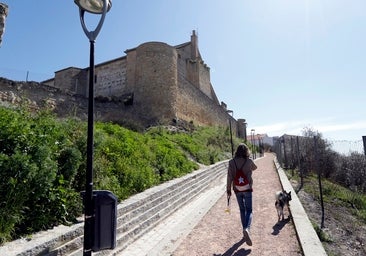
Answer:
[{"xmin": 41, "ymin": 31, "xmax": 246, "ymax": 137}]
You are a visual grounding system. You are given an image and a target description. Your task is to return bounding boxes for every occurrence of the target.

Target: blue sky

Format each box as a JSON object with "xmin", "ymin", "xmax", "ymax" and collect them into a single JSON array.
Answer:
[{"xmin": 0, "ymin": 0, "xmax": 365, "ymax": 147}]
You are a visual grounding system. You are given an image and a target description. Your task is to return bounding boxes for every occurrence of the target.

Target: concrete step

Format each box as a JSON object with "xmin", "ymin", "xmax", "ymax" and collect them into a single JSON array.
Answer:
[{"xmin": 109, "ymin": 166, "xmax": 225, "ymax": 254}]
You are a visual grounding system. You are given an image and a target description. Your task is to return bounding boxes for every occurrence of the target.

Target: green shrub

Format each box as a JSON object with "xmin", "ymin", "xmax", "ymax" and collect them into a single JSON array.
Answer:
[
  {"xmin": 0, "ymin": 107, "xmax": 238, "ymax": 243},
  {"xmin": 312, "ymin": 222, "xmax": 333, "ymax": 243},
  {"xmin": 0, "ymin": 108, "xmax": 83, "ymax": 242}
]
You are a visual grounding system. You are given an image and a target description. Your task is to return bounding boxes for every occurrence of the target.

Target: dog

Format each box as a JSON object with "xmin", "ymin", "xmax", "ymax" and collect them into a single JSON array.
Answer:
[{"xmin": 275, "ymin": 190, "xmax": 292, "ymax": 221}]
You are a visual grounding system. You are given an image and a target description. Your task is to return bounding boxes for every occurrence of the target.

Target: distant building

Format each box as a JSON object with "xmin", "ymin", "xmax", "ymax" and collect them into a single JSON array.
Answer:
[{"xmin": 247, "ymin": 133, "xmax": 274, "ymax": 147}]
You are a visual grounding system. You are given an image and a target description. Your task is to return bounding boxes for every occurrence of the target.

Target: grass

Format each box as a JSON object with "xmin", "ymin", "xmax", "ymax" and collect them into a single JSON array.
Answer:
[
  {"xmin": 312, "ymin": 221, "xmax": 333, "ymax": 243},
  {"xmin": 285, "ymin": 169, "xmax": 366, "ymax": 224}
]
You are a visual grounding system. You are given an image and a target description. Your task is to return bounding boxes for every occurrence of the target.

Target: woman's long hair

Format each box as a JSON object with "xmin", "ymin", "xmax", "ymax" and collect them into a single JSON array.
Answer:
[{"xmin": 234, "ymin": 143, "xmax": 250, "ymax": 158}]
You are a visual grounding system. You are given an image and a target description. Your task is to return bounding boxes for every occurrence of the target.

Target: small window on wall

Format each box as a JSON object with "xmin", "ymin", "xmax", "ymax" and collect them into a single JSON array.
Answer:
[{"xmin": 123, "ymin": 93, "xmax": 134, "ymax": 106}]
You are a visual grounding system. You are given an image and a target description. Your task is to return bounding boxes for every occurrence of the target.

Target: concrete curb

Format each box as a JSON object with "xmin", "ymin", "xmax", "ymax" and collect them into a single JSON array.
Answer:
[{"xmin": 274, "ymin": 158, "xmax": 327, "ymax": 256}]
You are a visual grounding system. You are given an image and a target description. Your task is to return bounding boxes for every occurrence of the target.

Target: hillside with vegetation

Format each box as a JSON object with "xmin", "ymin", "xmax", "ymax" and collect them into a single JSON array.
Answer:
[
  {"xmin": 0, "ymin": 106, "xmax": 240, "ymax": 244},
  {"xmin": 287, "ymin": 171, "xmax": 366, "ymax": 256}
]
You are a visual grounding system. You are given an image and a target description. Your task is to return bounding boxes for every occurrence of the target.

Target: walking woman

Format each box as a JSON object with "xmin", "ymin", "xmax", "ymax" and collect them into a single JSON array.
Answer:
[{"xmin": 227, "ymin": 143, "xmax": 257, "ymax": 246}]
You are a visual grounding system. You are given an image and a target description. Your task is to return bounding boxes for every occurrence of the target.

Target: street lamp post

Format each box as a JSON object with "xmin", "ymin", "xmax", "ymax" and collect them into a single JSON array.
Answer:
[
  {"xmin": 243, "ymin": 119, "xmax": 247, "ymax": 143},
  {"xmin": 250, "ymin": 129, "xmax": 255, "ymax": 159},
  {"xmin": 226, "ymin": 110, "xmax": 234, "ymax": 157},
  {"xmin": 74, "ymin": 1, "xmax": 112, "ymax": 255}
]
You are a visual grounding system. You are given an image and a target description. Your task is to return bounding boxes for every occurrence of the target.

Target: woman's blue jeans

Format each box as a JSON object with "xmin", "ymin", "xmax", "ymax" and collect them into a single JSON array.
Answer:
[{"xmin": 235, "ymin": 191, "xmax": 253, "ymax": 231}]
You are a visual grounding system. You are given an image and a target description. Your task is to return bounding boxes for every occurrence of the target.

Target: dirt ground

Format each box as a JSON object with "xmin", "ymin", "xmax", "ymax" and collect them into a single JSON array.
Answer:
[
  {"xmin": 296, "ymin": 186, "xmax": 366, "ymax": 256},
  {"xmin": 172, "ymin": 154, "xmax": 303, "ymax": 256}
]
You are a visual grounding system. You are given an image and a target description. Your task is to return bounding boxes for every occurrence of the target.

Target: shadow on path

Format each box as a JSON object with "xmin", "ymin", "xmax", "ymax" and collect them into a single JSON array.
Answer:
[
  {"xmin": 213, "ymin": 238, "xmax": 252, "ymax": 256},
  {"xmin": 271, "ymin": 217, "xmax": 291, "ymax": 235}
]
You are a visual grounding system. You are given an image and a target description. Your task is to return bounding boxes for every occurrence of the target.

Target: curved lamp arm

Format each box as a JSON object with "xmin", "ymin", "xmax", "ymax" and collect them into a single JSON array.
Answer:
[{"xmin": 77, "ymin": 0, "xmax": 109, "ymax": 41}]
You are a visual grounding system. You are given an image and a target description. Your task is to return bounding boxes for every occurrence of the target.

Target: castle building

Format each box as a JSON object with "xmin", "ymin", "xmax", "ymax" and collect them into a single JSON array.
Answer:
[{"xmin": 43, "ymin": 31, "xmax": 246, "ymax": 138}]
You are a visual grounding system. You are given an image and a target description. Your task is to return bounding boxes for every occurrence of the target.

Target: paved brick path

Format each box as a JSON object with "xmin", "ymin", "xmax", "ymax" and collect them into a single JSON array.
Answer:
[{"xmin": 172, "ymin": 153, "xmax": 303, "ymax": 256}]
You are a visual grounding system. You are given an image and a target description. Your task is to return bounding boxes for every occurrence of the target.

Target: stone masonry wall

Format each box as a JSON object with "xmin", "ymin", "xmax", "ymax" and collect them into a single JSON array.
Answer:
[
  {"xmin": 177, "ymin": 72, "xmax": 234, "ymax": 132},
  {"xmin": 133, "ymin": 42, "xmax": 178, "ymax": 124},
  {"xmin": 54, "ymin": 67, "xmax": 83, "ymax": 94},
  {"xmin": 198, "ymin": 61, "xmax": 212, "ymax": 99},
  {"xmin": 95, "ymin": 57, "xmax": 127, "ymax": 97}
]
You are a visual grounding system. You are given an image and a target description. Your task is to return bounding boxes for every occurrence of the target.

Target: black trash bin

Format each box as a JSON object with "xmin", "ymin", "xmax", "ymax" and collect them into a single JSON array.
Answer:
[{"xmin": 92, "ymin": 190, "xmax": 118, "ymax": 252}]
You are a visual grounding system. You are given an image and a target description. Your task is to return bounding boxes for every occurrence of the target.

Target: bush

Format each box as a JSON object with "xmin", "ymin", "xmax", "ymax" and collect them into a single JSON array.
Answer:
[
  {"xmin": 0, "ymin": 108, "xmax": 83, "ymax": 242},
  {"xmin": 0, "ymin": 107, "xmax": 237, "ymax": 243}
]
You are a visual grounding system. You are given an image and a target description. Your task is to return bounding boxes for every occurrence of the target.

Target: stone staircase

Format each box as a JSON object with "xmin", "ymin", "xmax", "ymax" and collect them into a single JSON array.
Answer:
[{"xmin": 0, "ymin": 161, "xmax": 228, "ymax": 256}]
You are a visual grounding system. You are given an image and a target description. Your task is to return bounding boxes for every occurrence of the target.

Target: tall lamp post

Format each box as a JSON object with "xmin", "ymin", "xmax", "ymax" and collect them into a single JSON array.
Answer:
[
  {"xmin": 243, "ymin": 119, "xmax": 247, "ymax": 142},
  {"xmin": 74, "ymin": 1, "xmax": 112, "ymax": 255},
  {"xmin": 250, "ymin": 129, "xmax": 255, "ymax": 159},
  {"xmin": 227, "ymin": 110, "xmax": 234, "ymax": 157}
]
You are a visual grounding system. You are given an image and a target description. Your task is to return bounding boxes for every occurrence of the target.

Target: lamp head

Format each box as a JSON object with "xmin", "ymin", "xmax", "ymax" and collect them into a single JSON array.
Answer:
[{"xmin": 74, "ymin": 0, "xmax": 112, "ymax": 14}]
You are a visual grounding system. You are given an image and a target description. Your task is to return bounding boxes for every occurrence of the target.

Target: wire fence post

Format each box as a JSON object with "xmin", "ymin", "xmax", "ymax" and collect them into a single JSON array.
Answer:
[
  {"xmin": 279, "ymin": 140, "xmax": 283, "ymax": 166},
  {"xmin": 296, "ymin": 136, "xmax": 303, "ymax": 190},
  {"xmin": 290, "ymin": 136, "xmax": 295, "ymax": 176},
  {"xmin": 283, "ymin": 136, "xmax": 288, "ymax": 169},
  {"xmin": 314, "ymin": 136, "xmax": 325, "ymax": 228}
]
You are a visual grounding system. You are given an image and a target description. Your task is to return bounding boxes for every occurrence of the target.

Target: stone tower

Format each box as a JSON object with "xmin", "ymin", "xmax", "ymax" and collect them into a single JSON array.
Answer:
[{"xmin": 134, "ymin": 42, "xmax": 179, "ymax": 124}]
